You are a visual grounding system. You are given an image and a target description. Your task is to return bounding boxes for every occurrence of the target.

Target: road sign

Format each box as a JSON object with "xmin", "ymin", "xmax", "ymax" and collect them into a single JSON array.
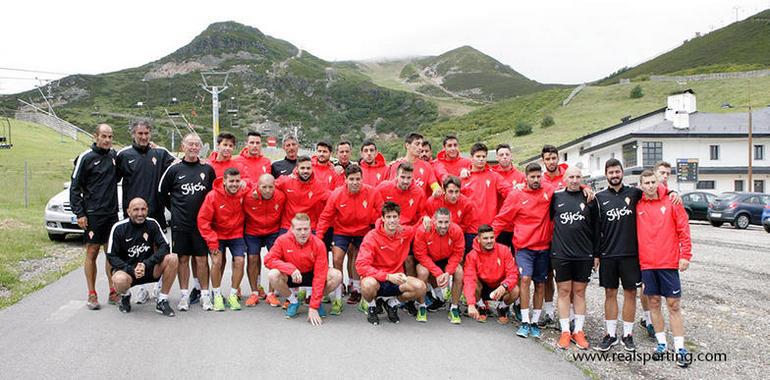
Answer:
[{"xmin": 676, "ymin": 158, "xmax": 698, "ymax": 182}]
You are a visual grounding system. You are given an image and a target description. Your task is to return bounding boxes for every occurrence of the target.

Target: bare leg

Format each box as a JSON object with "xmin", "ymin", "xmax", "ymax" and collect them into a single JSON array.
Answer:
[
  {"xmin": 84, "ymin": 244, "xmax": 100, "ymax": 292},
  {"xmin": 667, "ymin": 298, "xmax": 684, "ymax": 337},
  {"xmin": 178, "ymin": 255, "xmax": 191, "ymax": 291},
  {"xmin": 247, "ymin": 254, "xmax": 261, "ymax": 292},
  {"xmin": 153, "ymin": 254, "xmax": 179, "ymax": 294},
  {"xmin": 622, "ymin": 288, "xmax": 637, "ymax": 324},
  {"xmin": 604, "ymin": 288, "xmax": 619, "ymax": 321},
  {"xmin": 451, "ymin": 266, "xmax": 463, "ymax": 306},
  {"xmin": 111, "ymin": 271, "xmax": 133, "ymax": 294},
  {"xmin": 398, "ymin": 277, "xmax": 426, "ymax": 303},
  {"xmin": 194, "ymin": 256, "xmax": 209, "ymax": 290},
  {"xmin": 557, "ymin": 281, "xmax": 572, "ymax": 319},
  {"xmin": 360, "ymin": 277, "xmax": 380, "ymax": 303},
  {"xmin": 268, "ymin": 269, "xmax": 290, "ymax": 298},
  {"xmin": 231, "ymin": 256, "xmax": 245, "ymax": 291}
]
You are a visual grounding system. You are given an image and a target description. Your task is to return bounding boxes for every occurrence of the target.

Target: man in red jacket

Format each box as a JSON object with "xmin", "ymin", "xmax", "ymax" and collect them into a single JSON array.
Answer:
[
  {"xmin": 426, "ymin": 176, "xmax": 478, "ymax": 253},
  {"xmin": 413, "ymin": 208, "xmax": 464, "ymax": 323},
  {"xmin": 464, "ymin": 225, "xmax": 520, "ymax": 325},
  {"xmin": 433, "ymin": 135, "xmax": 471, "ymax": 182},
  {"xmin": 356, "ymin": 202, "xmax": 427, "ymax": 325},
  {"xmin": 275, "ymin": 156, "xmax": 330, "ymax": 233},
  {"xmin": 265, "ymin": 213, "xmax": 342, "ymax": 325},
  {"xmin": 236, "ymin": 131, "xmax": 271, "ymax": 183},
  {"xmin": 387, "ymin": 133, "xmax": 442, "ymax": 198},
  {"xmin": 637, "ymin": 170, "xmax": 693, "ymax": 367},
  {"xmin": 312, "ymin": 141, "xmax": 341, "ymax": 188},
  {"xmin": 492, "ymin": 144, "xmax": 526, "ymax": 250},
  {"xmin": 208, "ymin": 132, "xmax": 245, "ymax": 179},
  {"xmin": 243, "ymin": 173, "xmax": 286, "ymax": 307},
  {"xmin": 359, "ymin": 140, "xmax": 389, "ymax": 188},
  {"xmin": 539, "ymin": 144, "xmax": 568, "ymax": 327},
  {"xmin": 461, "ymin": 143, "xmax": 512, "ymax": 227},
  {"xmin": 317, "ymin": 164, "xmax": 383, "ymax": 314},
  {"xmin": 493, "ymin": 163, "xmax": 555, "ymax": 339},
  {"xmin": 197, "ymin": 167, "xmax": 248, "ymax": 312}
]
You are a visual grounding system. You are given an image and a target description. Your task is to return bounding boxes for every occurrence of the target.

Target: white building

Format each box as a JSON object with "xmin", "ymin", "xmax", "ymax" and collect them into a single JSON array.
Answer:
[{"xmin": 520, "ymin": 90, "xmax": 770, "ymax": 194}]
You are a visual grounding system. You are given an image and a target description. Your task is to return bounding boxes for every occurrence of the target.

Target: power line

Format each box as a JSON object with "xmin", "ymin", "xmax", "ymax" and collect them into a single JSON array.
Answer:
[{"xmin": 0, "ymin": 67, "xmax": 70, "ymax": 76}]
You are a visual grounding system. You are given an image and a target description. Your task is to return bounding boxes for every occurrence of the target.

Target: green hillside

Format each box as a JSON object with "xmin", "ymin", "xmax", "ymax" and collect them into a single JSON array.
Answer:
[
  {"xmin": 601, "ymin": 9, "xmax": 770, "ymax": 84},
  {"xmin": 422, "ymin": 76, "xmax": 770, "ymax": 163}
]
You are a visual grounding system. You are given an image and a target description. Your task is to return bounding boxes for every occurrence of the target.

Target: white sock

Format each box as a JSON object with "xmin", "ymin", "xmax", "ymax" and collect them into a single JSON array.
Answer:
[
  {"xmin": 180, "ymin": 289, "xmax": 190, "ymax": 300},
  {"xmin": 212, "ymin": 288, "xmax": 221, "ymax": 297},
  {"xmin": 231, "ymin": 288, "xmax": 239, "ymax": 297},
  {"xmin": 574, "ymin": 315, "xmax": 585, "ymax": 332},
  {"xmin": 387, "ymin": 297, "xmax": 400, "ymax": 307},
  {"xmin": 450, "ymin": 304, "xmax": 458, "ymax": 310},
  {"xmin": 352, "ymin": 280, "xmax": 360, "ymax": 291},
  {"xmin": 655, "ymin": 332, "xmax": 667, "ymax": 346},
  {"xmin": 606, "ymin": 319, "xmax": 617, "ymax": 337},
  {"xmin": 193, "ymin": 278, "xmax": 201, "ymax": 290},
  {"xmin": 532, "ymin": 309, "xmax": 542, "ymax": 324},
  {"xmin": 521, "ymin": 308, "xmax": 531, "ymax": 324},
  {"xmin": 334, "ymin": 285, "xmax": 343, "ymax": 299},
  {"xmin": 673, "ymin": 336, "xmax": 684, "ymax": 351},
  {"xmin": 514, "ymin": 298, "xmax": 520, "ymax": 306},
  {"xmin": 559, "ymin": 318, "xmax": 570, "ymax": 333},
  {"xmin": 644, "ymin": 311, "xmax": 651, "ymax": 323},
  {"xmin": 201, "ymin": 289, "xmax": 210, "ymax": 297},
  {"xmin": 287, "ymin": 289, "xmax": 298, "ymax": 304},
  {"xmin": 368, "ymin": 298, "xmax": 378, "ymax": 308},
  {"xmin": 623, "ymin": 321, "xmax": 634, "ymax": 337},
  {"xmin": 569, "ymin": 304, "xmax": 575, "ymax": 321},
  {"xmin": 433, "ymin": 287, "xmax": 444, "ymax": 300},
  {"xmin": 418, "ymin": 302, "xmax": 427, "ymax": 308},
  {"xmin": 158, "ymin": 293, "xmax": 168, "ymax": 301},
  {"xmin": 476, "ymin": 299, "xmax": 485, "ymax": 307},
  {"xmin": 545, "ymin": 303, "xmax": 555, "ymax": 318}
]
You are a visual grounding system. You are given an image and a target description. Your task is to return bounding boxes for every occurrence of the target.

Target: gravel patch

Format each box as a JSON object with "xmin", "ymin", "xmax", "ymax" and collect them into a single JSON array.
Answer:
[
  {"xmin": 18, "ymin": 242, "xmax": 82, "ymax": 283},
  {"xmin": 0, "ymin": 286, "xmax": 10, "ymax": 299}
]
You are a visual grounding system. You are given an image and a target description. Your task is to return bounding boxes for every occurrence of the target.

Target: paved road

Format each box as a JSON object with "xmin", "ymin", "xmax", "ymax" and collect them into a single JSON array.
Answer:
[{"xmin": 0, "ymin": 252, "xmax": 585, "ymax": 379}]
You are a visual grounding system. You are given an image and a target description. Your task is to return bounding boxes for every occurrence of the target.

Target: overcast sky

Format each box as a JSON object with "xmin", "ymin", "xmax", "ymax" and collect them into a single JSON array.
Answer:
[{"xmin": 1, "ymin": 0, "xmax": 768, "ymax": 94}]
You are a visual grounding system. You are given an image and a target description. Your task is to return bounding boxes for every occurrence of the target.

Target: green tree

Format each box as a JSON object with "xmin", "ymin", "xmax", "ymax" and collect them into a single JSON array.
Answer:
[
  {"xmin": 541, "ymin": 115, "xmax": 555, "ymax": 128},
  {"xmin": 514, "ymin": 121, "xmax": 532, "ymax": 136},
  {"xmin": 630, "ymin": 85, "xmax": 644, "ymax": 99}
]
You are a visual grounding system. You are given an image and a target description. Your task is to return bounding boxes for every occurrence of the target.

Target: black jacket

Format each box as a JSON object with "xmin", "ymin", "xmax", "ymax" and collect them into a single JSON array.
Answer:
[
  {"xmin": 69, "ymin": 144, "xmax": 118, "ymax": 218},
  {"xmin": 158, "ymin": 159, "xmax": 216, "ymax": 232},
  {"xmin": 550, "ymin": 190, "xmax": 598, "ymax": 260},
  {"xmin": 595, "ymin": 185, "xmax": 643, "ymax": 259},
  {"xmin": 116, "ymin": 143, "xmax": 175, "ymax": 216},
  {"xmin": 271, "ymin": 157, "xmax": 297, "ymax": 178},
  {"xmin": 107, "ymin": 217, "xmax": 169, "ymax": 274}
]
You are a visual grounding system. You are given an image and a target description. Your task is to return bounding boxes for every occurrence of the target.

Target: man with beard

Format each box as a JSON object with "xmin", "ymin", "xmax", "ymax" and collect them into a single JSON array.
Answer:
[
  {"xmin": 433, "ymin": 135, "xmax": 471, "ymax": 182},
  {"xmin": 158, "ymin": 133, "xmax": 216, "ymax": 311},
  {"xmin": 420, "ymin": 140, "xmax": 433, "ymax": 163},
  {"xmin": 461, "ymin": 143, "xmax": 511, "ymax": 227},
  {"xmin": 236, "ymin": 131, "xmax": 272, "ymax": 183},
  {"xmin": 359, "ymin": 140, "xmax": 388, "ymax": 188},
  {"xmin": 312, "ymin": 141, "xmax": 340, "ymax": 188},
  {"xmin": 492, "ymin": 144, "xmax": 526, "ymax": 251},
  {"xmin": 275, "ymin": 156, "xmax": 330, "ymax": 234},
  {"xmin": 271, "ymin": 134, "xmax": 299, "ymax": 178},
  {"xmin": 426, "ymin": 176, "xmax": 477, "ymax": 254},
  {"xmin": 388, "ymin": 133, "xmax": 442, "ymax": 198},
  {"xmin": 70, "ymin": 124, "xmax": 119, "ymax": 309}
]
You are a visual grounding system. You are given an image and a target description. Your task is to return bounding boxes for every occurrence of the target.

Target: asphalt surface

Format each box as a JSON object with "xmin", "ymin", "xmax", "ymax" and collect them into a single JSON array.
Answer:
[{"xmin": 0, "ymin": 251, "xmax": 585, "ymax": 379}]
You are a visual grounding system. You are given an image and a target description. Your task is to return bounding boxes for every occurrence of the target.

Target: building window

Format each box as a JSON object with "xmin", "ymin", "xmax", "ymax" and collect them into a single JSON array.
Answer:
[
  {"xmin": 622, "ymin": 142, "xmax": 637, "ymax": 167},
  {"xmin": 594, "ymin": 156, "xmax": 601, "ymax": 170},
  {"xmin": 755, "ymin": 180, "xmax": 765, "ymax": 193},
  {"xmin": 562, "ymin": 152, "xmax": 568, "ymax": 162},
  {"xmin": 754, "ymin": 145, "xmax": 765, "ymax": 160},
  {"xmin": 710, "ymin": 145, "xmax": 720, "ymax": 160},
  {"xmin": 696, "ymin": 181, "xmax": 715, "ymax": 190},
  {"xmin": 642, "ymin": 141, "xmax": 663, "ymax": 167},
  {"xmin": 735, "ymin": 180, "xmax": 744, "ymax": 192}
]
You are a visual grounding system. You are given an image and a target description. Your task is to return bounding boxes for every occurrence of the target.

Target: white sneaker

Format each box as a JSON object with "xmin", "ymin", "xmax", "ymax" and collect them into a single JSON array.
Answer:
[
  {"xmin": 135, "ymin": 286, "xmax": 149, "ymax": 304},
  {"xmin": 178, "ymin": 296, "xmax": 190, "ymax": 311},
  {"xmin": 201, "ymin": 295, "xmax": 213, "ymax": 311}
]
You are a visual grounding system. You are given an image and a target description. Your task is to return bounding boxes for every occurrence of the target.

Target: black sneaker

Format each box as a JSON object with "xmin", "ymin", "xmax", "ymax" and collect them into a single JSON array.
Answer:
[
  {"xmin": 367, "ymin": 306, "xmax": 380, "ymax": 326},
  {"xmin": 155, "ymin": 299, "xmax": 176, "ymax": 317},
  {"xmin": 375, "ymin": 298, "xmax": 385, "ymax": 315},
  {"xmin": 538, "ymin": 313, "xmax": 556, "ymax": 329},
  {"xmin": 512, "ymin": 303, "xmax": 522, "ymax": 321},
  {"xmin": 621, "ymin": 335, "xmax": 636, "ymax": 352},
  {"xmin": 479, "ymin": 305, "xmax": 489, "ymax": 321},
  {"xmin": 404, "ymin": 300, "xmax": 417, "ymax": 316},
  {"xmin": 427, "ymin": 298, "xmax": 445, "ymax": 312},
  {"xmin": 118, "ymin": 294, "xmax": 131, "ymax": 313},
  {"xmin": 189, "ymin": 288, "xmax": 201, "ymax": 305},
  {"xmin": 386, "ymin": 302, "xmax": 400, "ymax": 324},
  {"xmin": 595, "ymin": 334, "xmax": 619, "ymax": 352}
]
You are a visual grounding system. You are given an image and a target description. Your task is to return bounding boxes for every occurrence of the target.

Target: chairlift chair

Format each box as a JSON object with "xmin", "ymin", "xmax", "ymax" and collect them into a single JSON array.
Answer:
[{"xmin": 0, "ymin": 117, "xmax": 12, "ymax": 149}]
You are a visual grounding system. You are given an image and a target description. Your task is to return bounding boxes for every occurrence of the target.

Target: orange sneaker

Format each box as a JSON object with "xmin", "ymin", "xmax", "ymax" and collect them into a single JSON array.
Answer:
[
  {"xmin": 257, "ymin": 285, "xmax": 267, "ymax": 300},
  {"xmin": 557, "ymin": 331, "xmax": 571, "ymax": 349},
  {"xmin": 245, "ymin": 293, "xmax": 260, "ymax": 307},
  {"xmin": 266, "ymin": 294, "xmax": 281, "ymax": 307},
  {"xmin": 497, "ymin": 314, "xmax": 509, "ymax": 325},
  {"xmin": 572, "ymin": 331, "xmax": 590, "ymax": 350},
  {"xmin": 281, "ymin": 300, "xmax": 290, "ymax": 309}
]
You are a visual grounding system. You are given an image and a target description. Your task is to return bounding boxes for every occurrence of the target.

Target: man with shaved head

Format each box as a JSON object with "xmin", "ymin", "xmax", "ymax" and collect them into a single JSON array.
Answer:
[
  {"xmin": 70, "ymin": 123, "xmax": 119, "ymax": 310},
  {"xmin": 159, "ymin": 133, "xmax": 216, "ymax": 311},
  {"xmin": 243, "ymin": 173, "xmax": 286, "ymax": 306},
  {"xmin": 108, "ymin": 198, "xmax": 179, "ymax": 317}
]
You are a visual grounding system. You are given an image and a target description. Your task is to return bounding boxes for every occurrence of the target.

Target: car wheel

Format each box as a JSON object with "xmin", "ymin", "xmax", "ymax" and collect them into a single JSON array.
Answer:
[
  {"xmin": 764, "ymin": 225, "xmax": 770, "ymax": 233},
  {"xmin": 709, "ymin": 221, "xmax": 723, "ymax": 227},
  {"xmin": 48, "ymin": 233, "xmax": 66, "ymax": 241},
  {"xmin": 734, "ymin": 214, "xmax": 750, "ymax": 230}
]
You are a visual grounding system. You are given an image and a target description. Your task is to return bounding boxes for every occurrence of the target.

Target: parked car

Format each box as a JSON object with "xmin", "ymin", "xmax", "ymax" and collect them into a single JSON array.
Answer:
[
  {"xmin": 707, "ymin": 192, "xmax": 770, "ymax": 229},
  {"xmin": 762, "ymin": 206, "xmax": 770, "ymax": 233},
  {"xmin": 45, "ymin": 183, "xmax": 170, "ymax": 241},
  {"xmin": 681, "ymin": 191, "xmax": 716, "ymax": 221}
]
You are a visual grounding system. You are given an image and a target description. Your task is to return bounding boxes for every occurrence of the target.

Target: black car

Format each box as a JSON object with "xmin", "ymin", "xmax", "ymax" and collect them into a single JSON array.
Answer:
[
  {"xmin": 707, "ymin": 192, "xmax": 770, "ymax": 229},
  {"xmin": 681, "ymin": 191, "xmax": 716, "ymax": 221}
]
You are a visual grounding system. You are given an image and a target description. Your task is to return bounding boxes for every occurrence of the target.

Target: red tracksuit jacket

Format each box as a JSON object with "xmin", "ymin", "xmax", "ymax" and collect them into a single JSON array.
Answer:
[
  {"xmin": 413, "ymin": 222, "xmax": 464, "ymax": 278},
  {"xmin": 542, "ymin": 163, "xmax": 569, "ymax": 191},
  {"xmin": 274, "ymin": 170, "xmax": 330, "ymax": 230},
  {"xmin": 376, "ymin": 180, "xmax": 427, "ymax": 227},
  {"xmin": 235, "ymin": 148, "xmax": 271, "ymax": 185},
  {"xmin": 461, "ymin": 165, "xmax": 512, "ymax": 225},
  {"xmin": 636, "ymin": 193, "xmax": 693, "ymax": 270},
  {"xmin": 264, "ymin": 233, "xmax": 329, "ymax": 309},
  {"xmin": 207, "ymin": 151, "xmax": 246, "ymax": 180},
  {"xmin": 356, "ymin": 221, "xmax": 416, "ymax": 282},
  {"xmin": 433, "ymin": 150, "xmax": 471, "ymax": 182},
  {"xmin": 311, "ymin": 156, "xmax": 341, "ymax": 189},
  {"xmin": 360, "ymin": 152, "xmax": 389, "ymax": 188},
  {"xmin": 425, "ymin": 194, "xmax": 478, "ymax": 234},
  {"xmin": 492, "ymin": 183, "xmax": 555, "ymax": 251},
  {"xmin": 316, "ymin": 183, "xmax": 383, "ymax": 237},
  {"xmin": 387, "ymin": 158, "xmax": 438, "ymax": 196},
  {"xmin": 243, "ymin": 188, "xmax": 286, "ymax": 236},
  {"xmin": 197, "ymin": 177, "xmax": 248, "ymax": 251},
  {"xmin": 463, "ymin": 240, "xmax": 519, "ymax": 305}
]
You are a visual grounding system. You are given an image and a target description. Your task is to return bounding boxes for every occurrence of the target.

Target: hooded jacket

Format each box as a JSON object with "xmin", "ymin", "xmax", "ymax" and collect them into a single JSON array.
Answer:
[
  {"xmin": 243, "ymin": 187, "xmax": 286, "ymax": 236},
  {"xmin": 235, "ymin": 147, "xmax": 272, "ymax": 184},
  {"xmin": 413, "ymin": 222, "xmax": 464, "ymax": 277},
  {"xmin": 375, "ymin": 180, "xmax": 427, "ymax": 227},
  {"xmin": 463, "ymin": 240, "xmax": 519, "ymax": 305},
  {"xmin": 316, "ymin": 183, "xmax": 382, "ymax": 237},
  {"xmin": 636, "ymin": 192, "xmax": 693, "ymax": 270},
  {"xmin": 207, "ymin": 151, "xmax": 246, "ymax": 180},
  {"xmin": 461, "ymin": 164, "xmax": 512, "ymax": 225},
  {"xmin": 433, "ymin": 149, "xmax": 471, "ymax": 182},
  {"xmin": 492, "ymin": 183, "xmax": 555, "ymax": 251},
  {"xmin": 356, "ymin": 220, "xmax": 416, "ymax": 282},
  {"xmin": 360, "ymin": 152, "xmax": 389, "ymax": 188},
  {"xmin": 197, "ymin": 177, "xmax": 248, "ymax": 251},
  {"xmin": 265, "ymin": 232, "xmax": 329, "ymax": 309},
  {"xmin": 274, "ymin": 168, "xmax": 330, "ymax": 230},
  {"xmin": 425, "ymin": 194, "xmax": 478, "ymax": 234}
]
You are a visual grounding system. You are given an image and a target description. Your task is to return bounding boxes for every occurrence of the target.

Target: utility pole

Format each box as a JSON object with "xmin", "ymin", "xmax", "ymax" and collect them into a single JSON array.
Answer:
[
  {"xmin": 200, "ymin": 72, "xmax": 230, "ymax": 149},
  {"xmin": 748, "ymin": 80, "xmax": 753, "ymax": 192}
]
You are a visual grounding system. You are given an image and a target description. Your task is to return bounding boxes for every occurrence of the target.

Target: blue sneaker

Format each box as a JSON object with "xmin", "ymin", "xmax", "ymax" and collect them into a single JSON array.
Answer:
[
  {"xmin": 516, "ymin": 323, "xmax": 530, "ymax": 338},
  {"xmin": 513, "ymin": 304, "xmax": 522, "ymax": 322},
  {"xmin": 285, "ymin": 302, "xmax": 300, "ymax": 319},
  {"xmin": 676, "ymin": 348, "xmax": 690, "ymax": 368},
  {"xmin": 530, "ymin": 324, "xmax": 542, "ymax": 339},
  {"xmin": 646, "ymin": 323, "xmax": 655, "ymax": 339},
  {"xmin": 652, "ymin": 343, "xmax": 668, "ymax": 361},
  {"xmin": 317, "ymin": 305, "xmax": 327, "ymax": 318}
]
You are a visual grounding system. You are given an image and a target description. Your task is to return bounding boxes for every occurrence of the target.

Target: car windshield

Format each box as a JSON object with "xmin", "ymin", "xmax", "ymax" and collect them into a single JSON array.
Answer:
[{"xmin": 715, "ymin": 192, "xmax": 737, "ymax": 201}]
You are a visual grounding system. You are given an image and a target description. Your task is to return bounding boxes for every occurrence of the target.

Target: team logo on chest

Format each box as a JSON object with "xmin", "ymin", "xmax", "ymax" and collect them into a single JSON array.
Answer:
[
  {"xmin": 362, "ymin": 200, "xmax": 368, "ymax": 209},
  {"xmin": 200, "ymin": 172, "xmax": 206, "ymax": 180},
  {"xmin": 409, "ymin": 199, "xmax": 414, "ymax": 207},
  {"xmin": 376, "ymin": 173, "xmax": 381, "ymax": 180},
  {"xmin": 457, "ymin": 210, "xmax": 462, "ymax": 218},
  {"xmin": 485, "ymin": 179, "xmax": 491, "ymax": 188},
  {"xmin": 625, "ymin": 197, "xmax": 631, "ymax": 205},
  {"xmin": 660, "ymin": 206, "xmax": 667, "ymax": 215},
  {"xmin": 497, "ymin": 258, "xmax": 502, "ymax": 266},
  {"xmin": 152, "ymin": 157, "xmax": 157, "ymax": 166},
  {"xmin": 143, "ymin": 232, "xmax": 149, "ymax": 241},
  {"xmin": 419, "ymin": 168, "xmax": 424, "ymax": 175},
  {"xmin": 274, "ymin": 204, "xmax": 280, "ymax": 211},
  {"xmin": 543, "ymin": 193, "xmax": 549, "ymax": 201},
  {"xmin": 308, "ymin": 191, "xmax": 314, "ymax": 199},
  {"xmin": 579, "ymin": 203, "xmax": 585, "ymax": 211}
]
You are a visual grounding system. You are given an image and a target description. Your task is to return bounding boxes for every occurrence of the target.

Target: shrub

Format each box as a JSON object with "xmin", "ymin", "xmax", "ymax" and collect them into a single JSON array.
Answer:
[
  {"xmin": 541, "ymin": 115, "xmax": 555, "ymax": 128},
  {"xmin": 630, "ymin": 85, "xmax": 644, "ymax": 99},
  {"xmin": 514, "ymin": 121, "xmax": 532, "ymax": 136}
]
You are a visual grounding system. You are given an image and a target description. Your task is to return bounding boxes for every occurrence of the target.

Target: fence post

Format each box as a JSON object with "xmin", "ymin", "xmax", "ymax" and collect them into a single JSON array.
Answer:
[{"xmin": 24, "ymin": 160, "xmax": 29, "ymax": 208}]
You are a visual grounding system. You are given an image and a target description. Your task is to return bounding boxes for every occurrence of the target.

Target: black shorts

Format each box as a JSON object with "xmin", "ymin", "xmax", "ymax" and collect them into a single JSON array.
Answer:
[
  {"xmin": 84, "ymin": 214, "xmax": 118, "ymax": 245},
  {"xmin": 599, "ymin": 256, "xmax": 641, "ymax": 290},
  {"xmin": 172, "ymin": 230, "xmax": 208, "ymax": 257},
  {"xmin": 435, "ymin": 258, "xmax": 449, "ymax": 273},
  {"xmin": 463, "ymin": 233, "xmax": 476, "ymax": 254},
  {"xmin": 552, "ymin": 258, "xmax": 592, "ymax": 283},
  {"xmin": 377, "ymin": 281, "xmax": 403, "ymax": 297},
  {"xmin": 480, "ymin": 281, "xmax": 500, "ymax": 301},
  {"xmin": 287, "ymin": 272, "xmax": 314, "ymax": 288},
  {"xmin": 323, "ymin": 229, "xmax": 334, "ymax": 252},
  {"xmin": 113, "ymin": 265, "xmax": 159, "ymax": 287}
]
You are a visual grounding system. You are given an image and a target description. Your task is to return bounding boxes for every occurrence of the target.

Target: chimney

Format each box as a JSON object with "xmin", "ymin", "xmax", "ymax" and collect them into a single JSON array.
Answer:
[{"xmin": 665, "ymin": 89, "xmax": 696, "ymax": 129}]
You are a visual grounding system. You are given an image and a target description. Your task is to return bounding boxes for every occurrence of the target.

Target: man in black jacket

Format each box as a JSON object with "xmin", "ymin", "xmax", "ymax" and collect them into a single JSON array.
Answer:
[
  {"xmin": 271, "ymin": 134, "xmax": 299, "ymax": 178},
  {"xmin": 70, "ymin": 124, "xmax": 119, "ymax": 310},
  {"xmin": 108, "ymin": 197, "xmax": 178, "ymax": 317}
]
